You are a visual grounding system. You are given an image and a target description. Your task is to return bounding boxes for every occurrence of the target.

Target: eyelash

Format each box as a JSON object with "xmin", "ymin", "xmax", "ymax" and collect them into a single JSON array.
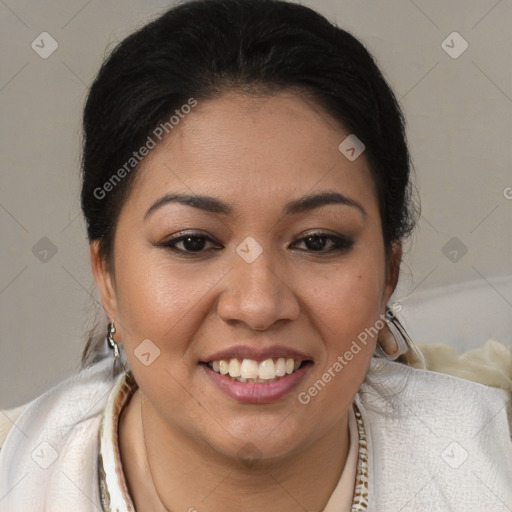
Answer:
[{"xmin": 158, "ymin": 231, "xmax": 354, "ymax": 256}]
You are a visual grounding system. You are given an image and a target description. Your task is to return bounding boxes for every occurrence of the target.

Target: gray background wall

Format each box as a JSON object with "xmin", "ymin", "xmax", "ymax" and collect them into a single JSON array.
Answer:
[{"xmin": 1, "ymin": 0, "xmax": 511, "ymax": 409}]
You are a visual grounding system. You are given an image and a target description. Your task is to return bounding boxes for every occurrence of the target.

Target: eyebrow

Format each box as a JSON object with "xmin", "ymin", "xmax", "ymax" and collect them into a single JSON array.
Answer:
[{"xmin": 144, "ymin": 190, "xmax": 367, "ymax": 220}]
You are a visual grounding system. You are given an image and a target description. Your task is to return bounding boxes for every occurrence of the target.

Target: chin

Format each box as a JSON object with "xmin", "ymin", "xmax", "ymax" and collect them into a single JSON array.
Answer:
[{"xmin": 199, "ymin": 412, "xmax": 316, "ymax": 466}]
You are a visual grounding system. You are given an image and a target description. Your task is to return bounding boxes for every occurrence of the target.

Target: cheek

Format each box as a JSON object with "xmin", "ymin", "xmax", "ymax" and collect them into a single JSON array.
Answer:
[
  {"xmin": 303, "ymin": 249, "xmax": 386, "ymax": 334},
  {"xmin": 294, "ymin": 254, "xmax": 384, "ymax": 425},
  {"xmin": 112, "ymin": 245, "xmax": 207, "ymax": 348},
  {"xmin": 112, "ymin": 252, "xmax": 214, "ymax": 400},
  {"xmin": 295, "ymin": 247, "xmax": 386, "ymax": 406}
]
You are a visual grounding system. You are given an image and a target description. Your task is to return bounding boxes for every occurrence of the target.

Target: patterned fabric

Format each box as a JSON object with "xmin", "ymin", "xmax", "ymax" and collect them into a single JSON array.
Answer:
[
  {"xmin": 352, "ymin": 404, "xmax": 369, "ymax": 511},
  {"xmin": 98, "ymin": 372, "xmax": 369, "ymax": 511},
  {"xmin": 98, "ymin": 372, "xmax": 137, "ymax": 511}
]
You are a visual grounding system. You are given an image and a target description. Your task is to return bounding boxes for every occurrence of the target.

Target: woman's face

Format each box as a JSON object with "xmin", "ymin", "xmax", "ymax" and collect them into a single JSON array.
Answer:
[{"xmin": 92, "ymin": 91, "xmax": 400, "ymax": 463}]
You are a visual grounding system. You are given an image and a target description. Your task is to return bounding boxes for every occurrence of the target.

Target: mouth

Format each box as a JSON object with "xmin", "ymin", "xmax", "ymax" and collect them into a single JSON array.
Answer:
[
  {"xmin": 199, "ymin": 351, "xmax": 314, "ymax": 403},
  {"xmin": 202, "ymin": 357, "xmax": 314, "ymax": 383}
]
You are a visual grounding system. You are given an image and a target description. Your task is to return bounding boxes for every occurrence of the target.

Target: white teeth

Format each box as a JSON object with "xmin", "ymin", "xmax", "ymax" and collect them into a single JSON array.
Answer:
[
  {"xmin": 228, "ymin": 359, "xmax": 241, "ymax": 378},
  {"xmin": 240, "ymin": 359, "xmax": 259, "ymax": 379},
  {"xmin": 275, "ymin": 358, "xmax": 286, "ymax": 377},
  {"xmin": 219, "ymin": 360, "xmax": 229, "ymax": 375},
  {"xmin": 259, "ymin": 359, "xmax": 275, "ymax": 380},
  {"xmin": 209, "ymin": 357, "xmax": 305, "ymax": 382}
]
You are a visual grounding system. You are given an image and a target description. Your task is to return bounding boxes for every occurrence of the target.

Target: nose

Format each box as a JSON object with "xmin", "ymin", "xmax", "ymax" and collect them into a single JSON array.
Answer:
[{"xmin": 217, "ymin": 250, "xmax": 300, "ymax": 331}]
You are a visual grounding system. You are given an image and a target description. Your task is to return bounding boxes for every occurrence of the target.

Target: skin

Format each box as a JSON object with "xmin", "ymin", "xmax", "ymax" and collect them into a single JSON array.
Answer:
[{"xmin": 91, "ymin": 90, "xmax": 401, "ymax": 512}]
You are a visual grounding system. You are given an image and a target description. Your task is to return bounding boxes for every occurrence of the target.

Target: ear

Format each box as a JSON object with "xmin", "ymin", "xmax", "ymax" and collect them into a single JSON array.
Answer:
[
  {"xmin": 383, "ymin": 242, "xmax": 402, "ymax": 304},
  {"xmin": 90, "ymin": 240, "xmax": 118, "ymax": 322},
  {"xmin": 377, "ymin": 242, "xmax": 404, "ymax": 355}
]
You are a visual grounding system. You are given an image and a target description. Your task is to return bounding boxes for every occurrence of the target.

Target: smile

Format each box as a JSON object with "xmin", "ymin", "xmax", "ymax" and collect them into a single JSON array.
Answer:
[
  {"xmin": 201, "ymin": 357, "xmax": 314, "ymax": 403},
  {"xmin": 207, "ymin": 357, "xmax": 308, "ymax": 383}
]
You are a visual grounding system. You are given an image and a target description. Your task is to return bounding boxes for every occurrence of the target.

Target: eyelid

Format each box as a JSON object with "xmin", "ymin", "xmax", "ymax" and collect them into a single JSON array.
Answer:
[
  {"xmin": 291, "ymin": 230, "xmax": 354, "ymax": 250},
  {"xmin": 159, "ymin": 230, "xmax": 220, "ymax": 247},
  {"xmin": 154, "ymin": 231, "xmax": 215, "ymax": 255},
  {"xmin": 293, "ymin": 228, "xmax": 349, "ymax": 241}
]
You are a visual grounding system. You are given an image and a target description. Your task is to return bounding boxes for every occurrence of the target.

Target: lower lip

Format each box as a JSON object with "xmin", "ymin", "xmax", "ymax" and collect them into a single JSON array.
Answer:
[{"xmin": 201, "ymin": 363, "xmax": 312, "ymax": 404}]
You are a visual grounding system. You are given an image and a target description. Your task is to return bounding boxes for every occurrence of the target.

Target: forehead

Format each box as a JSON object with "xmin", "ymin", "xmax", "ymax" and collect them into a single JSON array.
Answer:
[{"xmin": 126, "ymin": 91, "xmax": 378, "ymax": 217}]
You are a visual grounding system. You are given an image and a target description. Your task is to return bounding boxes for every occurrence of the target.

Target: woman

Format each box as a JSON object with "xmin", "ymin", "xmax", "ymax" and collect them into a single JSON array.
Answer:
[{"xmin": 1, "ymin": 0, "xmax": 510, "ymax": 510}]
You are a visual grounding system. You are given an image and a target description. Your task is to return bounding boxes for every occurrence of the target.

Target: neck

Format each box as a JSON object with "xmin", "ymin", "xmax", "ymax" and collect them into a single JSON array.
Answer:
[{"xmin": 120, "ymin": 389, "xmax": 351, "ymax": 512}]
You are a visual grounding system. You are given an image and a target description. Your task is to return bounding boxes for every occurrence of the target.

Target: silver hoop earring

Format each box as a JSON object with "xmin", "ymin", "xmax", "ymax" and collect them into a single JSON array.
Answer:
[
  {"xmin": 107, "ymin": 321, "xmax": 129, "ymax": 378},
  {"xmin": 107, "ymin": 322, "xmax": 119, "ymax": 359},
  {"xmin": 375, "ymin": 307, "xmax": 413, "ymax": 361}
]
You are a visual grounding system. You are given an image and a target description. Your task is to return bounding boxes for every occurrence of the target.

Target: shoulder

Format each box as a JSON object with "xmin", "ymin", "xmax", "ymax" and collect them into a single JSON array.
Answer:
[
  {"xmin": 362, "ymin": 353, "xmax": 511, "ymax": 423},
  {"xmin": 361, "ymin": 351, "xmax": 512, "ymax": 460},
  {"xmin": 359, "ymin": 356, "xmax": 512, "ymax": 509},
  {"xmin": 371, "ymin": 338, "xmax": 512, "ymax": 434},
  {"xmin": 0, "ymin": 357, "xmax": 120, "ymax": 509},
  {"xmin": 0, "ymin": 357, "xmax": 116, "ymax": 463},
  {"xmin": 413, "ymin": 339, "xmax": 512, "ymax": 438}
]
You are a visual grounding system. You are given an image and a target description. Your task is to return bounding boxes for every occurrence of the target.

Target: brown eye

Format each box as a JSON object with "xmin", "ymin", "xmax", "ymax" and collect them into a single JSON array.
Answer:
[
  {"xmin": 293, "ymin": 232, "xmax": 354, "ymax": 253},
  {"xmin": 159, "ymin": 231, "xmax": 221, "ymax": 254}
]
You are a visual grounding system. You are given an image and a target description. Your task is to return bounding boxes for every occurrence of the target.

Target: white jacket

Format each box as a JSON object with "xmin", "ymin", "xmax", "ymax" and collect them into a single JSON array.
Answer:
[{"xmin": 0, "ymin": 350, "xmax": 511, "ymax": 511}]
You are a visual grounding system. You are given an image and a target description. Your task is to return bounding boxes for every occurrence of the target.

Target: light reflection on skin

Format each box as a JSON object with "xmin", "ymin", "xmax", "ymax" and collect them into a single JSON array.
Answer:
[{"xmin": 90, "ymin": 91, "xmax": 401, "ymax": 511}]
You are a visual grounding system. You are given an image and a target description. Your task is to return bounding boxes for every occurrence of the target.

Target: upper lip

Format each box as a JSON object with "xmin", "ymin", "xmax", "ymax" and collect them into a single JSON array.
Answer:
[{"xmin": 201, "ymin": 345, "xmax": 313, "ymax": 363}]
